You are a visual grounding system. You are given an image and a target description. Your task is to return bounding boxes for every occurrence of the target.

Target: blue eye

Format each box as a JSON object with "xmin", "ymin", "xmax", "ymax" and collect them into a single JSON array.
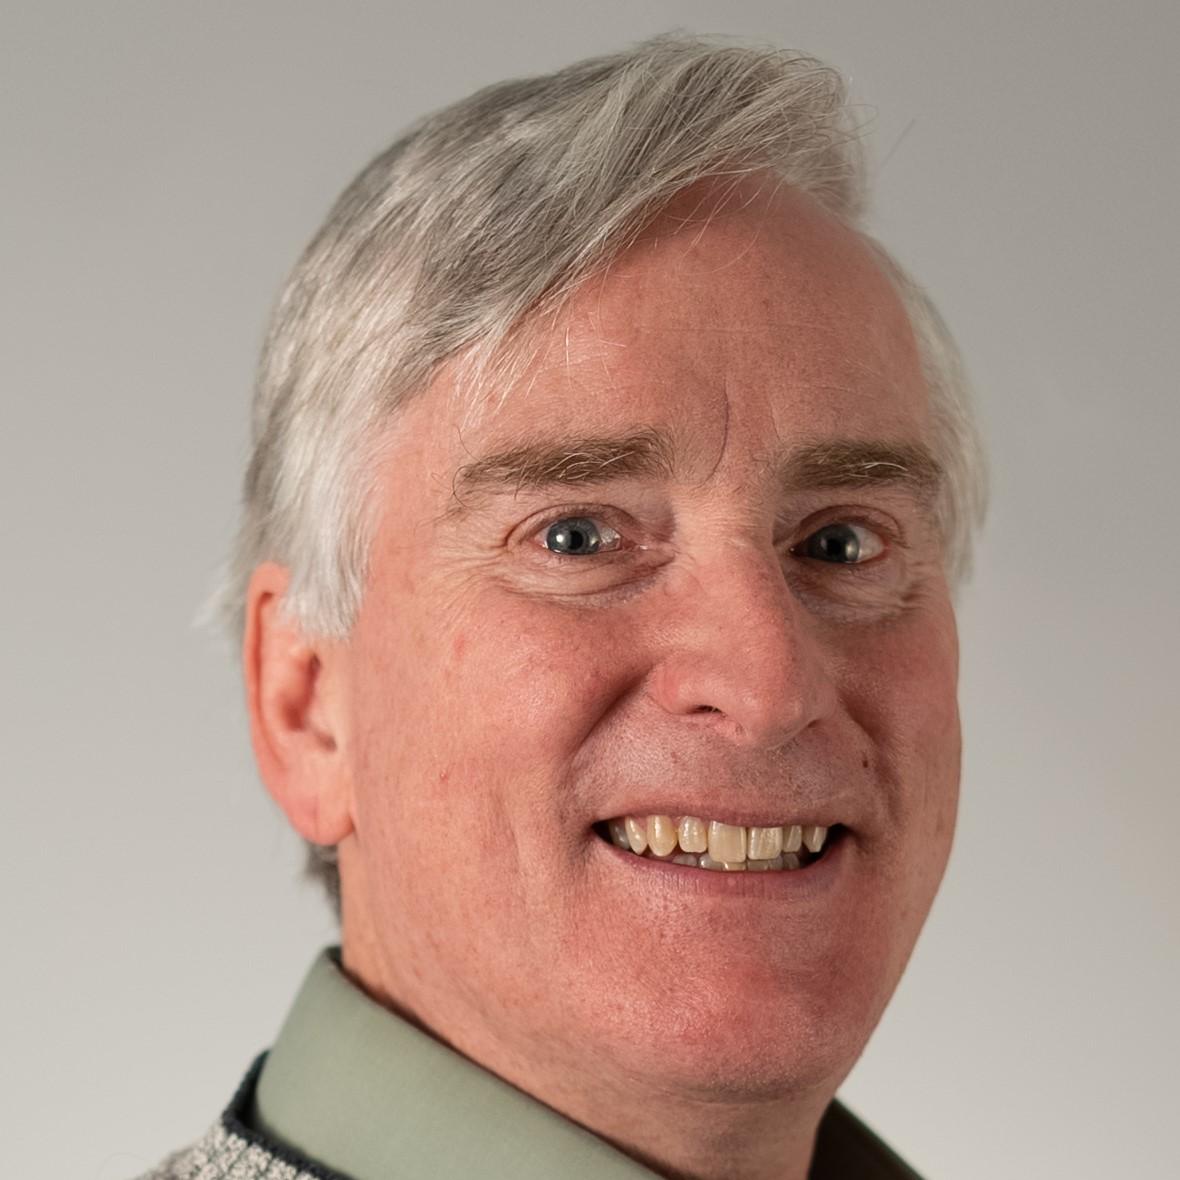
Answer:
[
  {"xmin": 533, "ymin": 512, "xmax": 886, "ymax": 567},
  {"xmin": 542, "ymin": 515, "xmax": 621, "ymax": 556},
  {"xmin": 794, "ymin": 523, "xmax": 884, "ymax": 564}
]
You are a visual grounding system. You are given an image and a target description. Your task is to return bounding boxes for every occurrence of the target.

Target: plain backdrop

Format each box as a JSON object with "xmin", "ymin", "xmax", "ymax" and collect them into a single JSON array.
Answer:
[{"xmin": 3, "ymin": 3, "xmax": 1177, "ymax": 1177}]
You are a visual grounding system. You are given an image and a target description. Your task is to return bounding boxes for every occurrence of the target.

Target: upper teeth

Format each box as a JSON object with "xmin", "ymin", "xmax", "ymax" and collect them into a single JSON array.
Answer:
[{"xmin": 608, "ymin": 815, "xmax": 831, "ymax": 864}]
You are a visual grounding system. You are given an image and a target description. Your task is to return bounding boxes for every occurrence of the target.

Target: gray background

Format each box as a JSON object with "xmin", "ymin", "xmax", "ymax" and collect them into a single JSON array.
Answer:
[{"xmin": 3, "ymin": 2, "xmax": 1177, "ymax": 1177}]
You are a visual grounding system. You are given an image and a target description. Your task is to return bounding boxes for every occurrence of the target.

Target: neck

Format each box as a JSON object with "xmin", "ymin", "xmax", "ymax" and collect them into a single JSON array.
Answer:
[{"xmin": 340, "ymin": 938, "xmax": 838, "ymax": 1180}]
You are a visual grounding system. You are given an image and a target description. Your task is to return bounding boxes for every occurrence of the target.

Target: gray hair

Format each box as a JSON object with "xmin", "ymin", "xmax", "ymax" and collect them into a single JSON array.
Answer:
[{"xmin": 206, "ymin": 33, "xmax": 989, "ymax": 921}]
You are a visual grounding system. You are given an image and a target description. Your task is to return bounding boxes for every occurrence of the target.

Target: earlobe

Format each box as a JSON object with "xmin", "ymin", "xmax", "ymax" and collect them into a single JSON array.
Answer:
[{"xmin": 243, "ymin": 562, "xmax": 355, "ymax": 847}]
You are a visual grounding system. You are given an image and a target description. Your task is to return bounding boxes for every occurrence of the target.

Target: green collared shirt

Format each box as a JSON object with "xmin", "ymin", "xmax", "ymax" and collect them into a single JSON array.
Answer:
[{"xmin": 245, "ymin": 946, "xmax": 923, "ymax": 1179}]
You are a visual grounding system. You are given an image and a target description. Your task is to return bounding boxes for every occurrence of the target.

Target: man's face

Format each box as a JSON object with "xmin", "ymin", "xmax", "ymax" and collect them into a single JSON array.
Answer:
[{"xmin": 333, "ymin": 179, "xmax": 960, "ymax": 1107}]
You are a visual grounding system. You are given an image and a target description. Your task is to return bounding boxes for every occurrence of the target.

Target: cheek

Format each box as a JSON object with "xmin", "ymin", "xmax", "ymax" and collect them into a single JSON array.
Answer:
[
  {"xmin": 840, "ymin": 598, "xmax": 961, "ymax": 835},
  {"xmin": 832, "ymin": 602, "xmax": 961, "ymax": 990},
  {"xmin": 458, "ymin": 599, "xmax": 643, "ymax": 761},
  {"xmin": 348, "ymin": 590, "xmax": 643, "ymax": 833}
]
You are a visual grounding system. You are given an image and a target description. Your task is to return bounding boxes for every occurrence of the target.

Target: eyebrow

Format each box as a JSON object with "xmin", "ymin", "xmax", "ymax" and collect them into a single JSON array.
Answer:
[{"xmin": 443, "ymin": 426, "xmax": 943, "ymax": 519}]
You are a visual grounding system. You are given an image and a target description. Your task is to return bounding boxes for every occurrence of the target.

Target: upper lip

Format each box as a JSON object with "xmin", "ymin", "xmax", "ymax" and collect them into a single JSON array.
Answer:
[{"xmin": 594, "ymin": 799, "xmax": 851, "ymax": 830}]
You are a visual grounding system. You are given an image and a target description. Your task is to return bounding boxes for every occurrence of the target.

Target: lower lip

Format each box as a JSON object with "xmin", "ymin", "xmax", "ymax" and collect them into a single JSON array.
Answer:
[{"xmin": 590, "ymin": 827, "xmax": 851, "ymax": 901}]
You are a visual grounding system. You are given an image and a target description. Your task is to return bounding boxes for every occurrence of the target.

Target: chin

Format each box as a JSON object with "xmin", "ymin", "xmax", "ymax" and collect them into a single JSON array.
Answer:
[{"xmin": 578, "ymin": 961, "xmax": 883, "ymax": 1101}]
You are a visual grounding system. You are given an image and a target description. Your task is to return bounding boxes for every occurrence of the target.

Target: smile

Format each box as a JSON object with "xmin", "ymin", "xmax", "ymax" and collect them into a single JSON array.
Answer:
[{"xmin": 594, "ymin": 815, "xmax": 845, "ymax": 872}]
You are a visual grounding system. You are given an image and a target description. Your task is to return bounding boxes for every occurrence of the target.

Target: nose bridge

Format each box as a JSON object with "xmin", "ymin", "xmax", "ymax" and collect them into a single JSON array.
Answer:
[{"xmin": 652, "ymin": 539, "xmax": 837, "ymax": 747}]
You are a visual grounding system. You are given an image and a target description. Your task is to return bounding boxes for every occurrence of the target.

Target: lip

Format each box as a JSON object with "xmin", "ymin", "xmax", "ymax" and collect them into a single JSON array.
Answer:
[
  {"xmin": 594, "ymin": 808, "xmax": 851, "ymax": 830},
  {"xmin": 589, "ymin": 823, "xmax": 851, "ymax": 901}
]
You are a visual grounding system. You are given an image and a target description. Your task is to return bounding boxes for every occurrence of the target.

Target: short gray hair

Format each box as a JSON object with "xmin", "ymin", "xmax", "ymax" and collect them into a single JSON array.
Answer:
[{"xmin": 208, "ymin": 33, "xmax": 989, "ymax": 920}]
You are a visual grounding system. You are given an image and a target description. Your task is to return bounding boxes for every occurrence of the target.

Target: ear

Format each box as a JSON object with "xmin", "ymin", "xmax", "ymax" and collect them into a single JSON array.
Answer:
[{"xmin": 243, "ymin": 562, "xmax": 354, "ymax": 846}]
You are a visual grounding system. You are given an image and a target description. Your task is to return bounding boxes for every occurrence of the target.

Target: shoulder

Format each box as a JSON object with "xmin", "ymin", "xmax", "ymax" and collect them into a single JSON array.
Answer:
[
  {"xmin": 812, "ymin": 1099, "xmax": 925, "ymax": 1180},
  {"xmin": 133, "ymin": 1053, "xmax": 348, "ymax": 1180},
  {"xmin": 134, "ymin": 1118, "xmax": 330, "ymax": 1179},
  {"xmin": 132, "ymin": 1118, "xmax": 285, "ymax": 1175}
]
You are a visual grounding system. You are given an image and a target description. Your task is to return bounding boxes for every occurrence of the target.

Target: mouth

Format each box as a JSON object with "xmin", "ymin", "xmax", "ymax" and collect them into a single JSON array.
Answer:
[{"xmin": 592, "ymin": 815, "xmax": 847, "ymax": 873}]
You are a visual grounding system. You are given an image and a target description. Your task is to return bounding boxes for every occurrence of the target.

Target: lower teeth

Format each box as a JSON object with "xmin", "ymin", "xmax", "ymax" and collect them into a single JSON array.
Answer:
[
  {"xmin": 651, "ymin": 850, "xmax": 815, "ymax": 872},
  {"xmin": 597, "ymin": 827, "xmax": 825, "ymax": 872}
]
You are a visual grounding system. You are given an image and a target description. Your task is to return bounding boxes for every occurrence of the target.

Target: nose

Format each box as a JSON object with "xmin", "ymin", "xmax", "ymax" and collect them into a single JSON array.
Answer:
[{"xmin": 648, "ymin": 542, "xmax": 838, "ymax": 750}]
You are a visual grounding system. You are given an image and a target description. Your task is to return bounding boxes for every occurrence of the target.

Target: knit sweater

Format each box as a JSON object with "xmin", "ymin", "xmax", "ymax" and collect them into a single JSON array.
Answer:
[{"xmin": 138, "ymin": 1055, "xmax": 339, "ymax": 1180}]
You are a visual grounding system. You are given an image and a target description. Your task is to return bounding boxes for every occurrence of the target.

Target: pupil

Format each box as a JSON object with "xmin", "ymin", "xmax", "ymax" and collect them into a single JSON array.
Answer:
[
  {"xmin": 816, "ymin": 525, "xmax": 859, "ymax": 562},
  {"xmin": 547, "ymin": 517, "xmax": 600, "ymax": 555}
]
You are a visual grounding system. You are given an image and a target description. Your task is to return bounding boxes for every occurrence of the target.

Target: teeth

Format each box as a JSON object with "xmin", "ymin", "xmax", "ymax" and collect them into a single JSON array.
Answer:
[
  {"xmin": 708, "ymin": 821, "xmax": 747, "ymax": 863},
  {"xmin": 746, "ymin": 855, "xmax": 784, "ymax": 872},
  {"xmin": 603, "ymin": 814, "xmax": 839, "ymax": 873},
  {"xmin": 647, "ymin": 815, "xmax": 678, "ymax": 857},
  {"xmin": 802, "ymin": 825, "xmax": 829, "ymax": 854},
  {"xmin": 747, "ymin": 825, "xmax": 783, "ymax": 860},
  {"xmin": 699, "ymin": 855, "xmax": 746, "ymax": 872},
  {"xmin": 625, "ymin": 816, "xmax": 648, "ymax": 854},
  {"xmin": 677, "ymin": 815, "xmax": 708, "ymax": 854}
]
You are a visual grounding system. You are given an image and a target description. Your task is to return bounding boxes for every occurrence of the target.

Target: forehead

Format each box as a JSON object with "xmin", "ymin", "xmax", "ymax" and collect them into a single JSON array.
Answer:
[{"xmin": 405, "ymin": 177, "xmax": 930, "ymax": 498}]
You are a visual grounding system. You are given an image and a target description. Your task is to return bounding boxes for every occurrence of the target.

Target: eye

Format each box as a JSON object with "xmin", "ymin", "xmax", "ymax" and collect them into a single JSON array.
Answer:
[
  {"xmin": 792, "ymin": 522, "xmax": 886, "ymax": 565},
  {"xmin": 539, "ymin": 514, "xmax": 623, "ymax": 557}
]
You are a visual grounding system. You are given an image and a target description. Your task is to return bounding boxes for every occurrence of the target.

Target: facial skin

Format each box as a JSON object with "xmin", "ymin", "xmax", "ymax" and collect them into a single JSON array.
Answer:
[{"xmin": 247, "ymin": 176, "xmax": 961, "ymax": 1180}]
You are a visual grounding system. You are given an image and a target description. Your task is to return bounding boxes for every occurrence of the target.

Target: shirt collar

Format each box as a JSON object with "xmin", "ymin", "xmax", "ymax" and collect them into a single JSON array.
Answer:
[{"xmin": 249, "ymin": 945, "xmax": 656, "ymax": 1178}]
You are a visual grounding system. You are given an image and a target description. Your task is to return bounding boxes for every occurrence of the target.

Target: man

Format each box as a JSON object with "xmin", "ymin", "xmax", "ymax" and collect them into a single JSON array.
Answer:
[{"xmin": 144, "ymin": 33, "xmax": 987, "ymax": 1180}]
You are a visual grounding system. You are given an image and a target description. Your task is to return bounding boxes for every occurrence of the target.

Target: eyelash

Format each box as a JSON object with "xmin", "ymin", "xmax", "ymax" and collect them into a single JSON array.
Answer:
[{"xmin": 527, "ymin": 505, "xmax": 898, "ymax": 570}]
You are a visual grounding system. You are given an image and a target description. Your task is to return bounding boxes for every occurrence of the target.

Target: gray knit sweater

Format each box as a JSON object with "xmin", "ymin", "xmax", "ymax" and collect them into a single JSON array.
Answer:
[{"xmin": 137, "ymin": 1054, "xmax": 346, "ymax": 1180}]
